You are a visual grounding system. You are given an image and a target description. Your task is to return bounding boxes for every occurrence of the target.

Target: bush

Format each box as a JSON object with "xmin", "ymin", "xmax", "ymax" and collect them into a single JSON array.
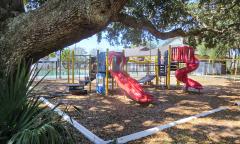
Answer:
[
  {"xmin": 0, "ymin": 64, "xmax": 74, "ymax": 144},
  {"xmin": 197, "ymin": 43, "xmax": 208, "ymax": 57}
]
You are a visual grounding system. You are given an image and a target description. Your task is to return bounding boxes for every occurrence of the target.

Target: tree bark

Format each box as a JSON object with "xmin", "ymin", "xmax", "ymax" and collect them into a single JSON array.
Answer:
[
  {"xmin": 0, "ymin": 0, "xmax": 129, "ymax": 76},
  {"xmin": 112, "ymin": 13, "xmax": 186, "ymax": 40}
]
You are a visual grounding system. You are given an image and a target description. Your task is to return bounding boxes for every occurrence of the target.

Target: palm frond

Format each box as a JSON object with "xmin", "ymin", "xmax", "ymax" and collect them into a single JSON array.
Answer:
[{"xmin": 0, "ymin": 62, "xmax": 74, "ymax": 144}]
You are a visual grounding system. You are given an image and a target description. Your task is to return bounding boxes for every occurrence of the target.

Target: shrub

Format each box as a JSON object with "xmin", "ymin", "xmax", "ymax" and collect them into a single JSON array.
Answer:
[{"xmin": 0, "ymin": 64, "xmax": 74, "ymax": 144}]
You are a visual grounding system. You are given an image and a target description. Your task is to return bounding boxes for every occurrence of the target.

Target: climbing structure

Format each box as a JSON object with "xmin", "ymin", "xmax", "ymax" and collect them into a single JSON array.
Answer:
[
  {"xmin": 171, "ymin": 46, "xmax": 203, "ymax": 90},
  {"xmin": 108, "ymin": 51, "xmax": 153, "ymax": 104}
]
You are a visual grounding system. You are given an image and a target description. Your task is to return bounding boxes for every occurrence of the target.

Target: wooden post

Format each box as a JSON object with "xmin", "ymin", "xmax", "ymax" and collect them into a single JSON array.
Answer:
[
  {"xmin": 112, "ymin": 77, "xmax": 114, "ymax": 90},
  {"xmin": 167, "ymin": 45, "xmax": 171, "ymax": 89},
  {"xmin": 105, "ymin": 49, "xmax": 109, "ymax": 96},
  {"xmin": 72, "ymin": 50, "xmax": 75, "ymax": 84}
]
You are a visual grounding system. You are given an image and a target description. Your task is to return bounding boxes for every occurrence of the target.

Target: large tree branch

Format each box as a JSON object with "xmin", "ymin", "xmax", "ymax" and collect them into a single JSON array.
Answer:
[
  {"xmin": 112, "ymin": 13, "xmax": 231, "ymax": 40},
  {"xmin": 112, "ymin": 13, "xmax": 186, "ymax": 40},
  {"xmin": 1, "ymin": 0, "xmax": 123, "ymax": 73}
]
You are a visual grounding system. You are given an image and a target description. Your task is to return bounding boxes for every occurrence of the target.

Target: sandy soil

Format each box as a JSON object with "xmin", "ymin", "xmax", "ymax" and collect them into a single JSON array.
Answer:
[{"xmin": 34, "ymin": 75, "xmax": 240, "ymax": 144}]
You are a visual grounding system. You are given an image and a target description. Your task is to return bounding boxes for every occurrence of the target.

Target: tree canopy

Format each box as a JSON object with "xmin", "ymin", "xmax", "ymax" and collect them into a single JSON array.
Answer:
[
  {"xmin": 187, "ymin": 0, "xmax": 240, "ymax": 49},
  {"xmin": 2, "ymin": 0, "xmax": 239, "ymax": 47},
  {"xmin": 0, "ymin": 0, "xmax": 239, "ymax": 75}
]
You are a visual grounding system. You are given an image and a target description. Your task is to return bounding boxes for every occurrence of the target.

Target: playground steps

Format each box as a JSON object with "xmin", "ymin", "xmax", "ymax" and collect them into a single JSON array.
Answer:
[
  {"xmin": 159, "ymin": 62, "xmax": 178, "ymax": 76},
  {"xmin": 159, "ymin": 64, "xmax": 166, "ymax": 76}
]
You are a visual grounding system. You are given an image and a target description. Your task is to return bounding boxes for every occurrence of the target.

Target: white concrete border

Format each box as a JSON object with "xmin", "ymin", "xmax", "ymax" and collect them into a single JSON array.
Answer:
[
  {"xmin": 114, "ymin": 106, "xmax": 228, "ymax": 144},
  {"xmin": 39, "ymin": 97, "xmax": 107, "ymax": 144},
  {"xmin": 40, "ymin": 97, "xmax": 229, "ymax": 144}
]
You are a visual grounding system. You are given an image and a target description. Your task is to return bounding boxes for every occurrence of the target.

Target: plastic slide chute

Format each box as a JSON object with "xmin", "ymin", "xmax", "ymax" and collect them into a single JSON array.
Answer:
[
  {"xmin": 108, "ymin": 51, "xmax": 153, "ymax": 104},
  {"xmin": 172, "ymin": 46, "xmax": 203, "ymax": 90}
]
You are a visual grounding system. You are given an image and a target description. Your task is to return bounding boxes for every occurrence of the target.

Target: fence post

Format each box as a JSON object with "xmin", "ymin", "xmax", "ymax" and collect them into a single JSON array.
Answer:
[
  {"xmin": 167, "ymin": 45, "xmax": 171, "ymax": 89},
  {"xmin": 72, "ymin": 50, "xmax": 75, "ymax": 84}
]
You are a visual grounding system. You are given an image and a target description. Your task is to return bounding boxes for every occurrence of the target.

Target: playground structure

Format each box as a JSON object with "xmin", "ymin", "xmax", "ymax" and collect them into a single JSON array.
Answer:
[
  {"xmin": 96, "ymin": 49, "xmax": 153, "ymax": 103},
  {"xmin": 171, "ymin": 46, "xmax": 203, "ymax": 90},
  {"xmin": 123, "ymin": 45, "xmax": 197, "ymax": 89},
  {"xmin": 108, "ymin": 51, "xmax": 153, "ymax": 103},
  {"xmin": 96, "ymin": 47, "xmax": 165, "ymax": 99},
  {"xmin": 35, "ymin": 46, "xmax": 240, "ymax": 98},
  {"xmin": 94, "ymin": 45, "xmax": 203, "ymax": 104},
  {"xmin": 124, "ymin": 48, "xmax": 161, "ymax": 86},
  {"xmin": 36, "ymin": 47, "xmax": 240, "ymax": 83},
  {"xmin": 35, "ymin": 46, "xmax": 240, "ymax": 144}
]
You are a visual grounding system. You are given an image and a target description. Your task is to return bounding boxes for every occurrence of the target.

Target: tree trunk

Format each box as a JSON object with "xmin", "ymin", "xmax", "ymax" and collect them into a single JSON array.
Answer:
[{"xmin": 0, "ymin": 0, "xmax": 119, "ymax": 77}]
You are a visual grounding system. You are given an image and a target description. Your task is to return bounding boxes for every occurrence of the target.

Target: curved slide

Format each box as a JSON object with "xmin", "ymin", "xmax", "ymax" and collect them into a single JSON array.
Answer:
[
  {"xmin": 174, "ymin": 46, "xmax": 203, "ymax": 90},
  {"xmin": 108, "ymin": 52, "xmax": 153, "ymax": 104},
  {"xmin": 175, "ymin": 57, "xmax": 203, "ymax": 90}
]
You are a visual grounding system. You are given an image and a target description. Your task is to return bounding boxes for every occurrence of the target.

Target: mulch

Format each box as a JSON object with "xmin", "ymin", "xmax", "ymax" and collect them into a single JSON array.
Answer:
[{"xmin": 36, "ymin": 76, "xmax": 240, "ymax": 143}]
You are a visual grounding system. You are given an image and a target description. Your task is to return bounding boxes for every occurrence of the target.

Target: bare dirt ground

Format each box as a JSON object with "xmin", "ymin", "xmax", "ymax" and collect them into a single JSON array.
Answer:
[{"xmin": 35, "ymin": 75, "xmax": 240, "ymax": 144}]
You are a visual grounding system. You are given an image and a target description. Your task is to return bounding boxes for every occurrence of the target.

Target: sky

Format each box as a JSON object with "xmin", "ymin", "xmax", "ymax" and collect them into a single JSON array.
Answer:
[
  {"xmin": 52, "ymin": 34, "xmax": 184, "ymax": 60},
  {"xmin": 67, "ymin": 34, "xmax": 170, "ymax": 55},
  {"xmin": 52, "ymin": 34, "xmax": 184, "ymax": 58},
  {"xmin": 65, "ymin": 33, "xmax": 185, "ymax": 56},
  {"xmin": 68, "ymin": 34, "xmax": 124, "ymax": 53}
]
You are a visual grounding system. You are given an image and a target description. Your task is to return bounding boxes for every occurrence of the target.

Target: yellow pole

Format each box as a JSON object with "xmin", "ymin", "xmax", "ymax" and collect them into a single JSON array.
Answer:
[
  {"xmin": 167, "ymin": 45, "xmax": 171, "ymax": 89},
  {"xmin": 67, "ymin": 50, "xmax": 70, "ymax": 83},
  {"xmin": 72, "ymin": 50, "xmax": 75, "ymax": 84},
  {"xmin": 156, "ymin": 48, "xmax": 160, "ymax": 87},
  {"xmin": 155, "ymin": 56, "xmax": 159, "ymax": 87},
  {"xmin": 111, "ymin": 55, "xmax": 114, "ymax": 90},
  {"xmin": 105, "ymin": 49, "xmax": 109, "ymax": 96},
  {"xmin": 89, "ymin": 55, "xmax": 91, "ymax": 92}
]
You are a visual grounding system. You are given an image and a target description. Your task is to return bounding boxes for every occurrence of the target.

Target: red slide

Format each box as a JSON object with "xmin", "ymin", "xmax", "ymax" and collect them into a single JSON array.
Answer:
[
  {"xmin": 108, "ymin": 52, "xmax": 153, "ymax": 104},
  {"xmin": 173, "ymin": 46, "xmax": 203, "ymax": 90}
]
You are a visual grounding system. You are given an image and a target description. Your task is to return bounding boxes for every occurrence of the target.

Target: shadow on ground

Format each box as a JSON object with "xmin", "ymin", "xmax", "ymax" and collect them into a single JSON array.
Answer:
[{"xmin": 35, "ymin": 76, "xmax": 240, "ymax": 143}]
